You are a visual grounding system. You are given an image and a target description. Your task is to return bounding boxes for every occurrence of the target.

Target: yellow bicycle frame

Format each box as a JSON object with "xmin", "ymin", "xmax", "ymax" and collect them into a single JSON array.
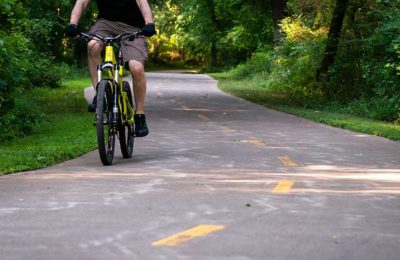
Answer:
[
  {"xmin": 104, "ymin": 46, "xmax": 116, "ymax": 64},
  {"xmin": 101, "ymin": 45, "xmax": 135, "ymax": 125}
]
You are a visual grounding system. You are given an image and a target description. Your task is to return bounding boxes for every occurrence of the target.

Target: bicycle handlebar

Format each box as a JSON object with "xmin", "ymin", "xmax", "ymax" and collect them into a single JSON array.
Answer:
[{"xmin": 78, "ymin": 31, "xmax": 142, "ymax": 43}]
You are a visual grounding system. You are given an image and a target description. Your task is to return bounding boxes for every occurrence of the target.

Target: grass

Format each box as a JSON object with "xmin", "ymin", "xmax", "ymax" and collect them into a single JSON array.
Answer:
[
  {"xmin": 0, "ymin": 73, "xmax": 97, "ymax": 175},
  {"xmin": 212, "ymin": 75, "xmax": 400, "ymax": 141}
]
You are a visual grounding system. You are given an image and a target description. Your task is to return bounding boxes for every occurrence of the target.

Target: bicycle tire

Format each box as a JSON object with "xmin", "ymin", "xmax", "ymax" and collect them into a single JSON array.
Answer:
[
  {"xmin": 96, "ymin": 80, "xmax": 115, "ymax": 165},
  {"xmin": 119, "ymin": 81, "xmax": 134, "ymax": 158}
]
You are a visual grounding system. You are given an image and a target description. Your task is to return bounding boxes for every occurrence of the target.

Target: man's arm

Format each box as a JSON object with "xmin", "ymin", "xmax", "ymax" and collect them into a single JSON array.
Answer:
[
  {"xmin": 136, "ymin": 0, "xmax": 154, "ymax": 24},
  {"xmin": 70, "ymin": 0, "xmax": 91, "ymax": 25}
]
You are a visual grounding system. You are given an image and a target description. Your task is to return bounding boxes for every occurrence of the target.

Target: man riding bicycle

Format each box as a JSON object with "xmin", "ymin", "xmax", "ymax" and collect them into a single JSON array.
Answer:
[{"xmin": 66, "ymin": 0, "xmax": 156, "ymax": 137}]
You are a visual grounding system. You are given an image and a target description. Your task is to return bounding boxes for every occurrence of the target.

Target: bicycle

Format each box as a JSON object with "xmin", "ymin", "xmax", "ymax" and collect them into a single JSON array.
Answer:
[{"xmin": 79, "ymin": 31, "xmax": 141, "ymax": 165}]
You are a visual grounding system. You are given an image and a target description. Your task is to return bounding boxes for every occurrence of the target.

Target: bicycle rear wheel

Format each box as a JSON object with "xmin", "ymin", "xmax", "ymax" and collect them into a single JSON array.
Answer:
[
  {"xmin": 96, "ymin": 80, "xmax": 115, "ymax": 165},
  {"xmin": 119, "ymin": 81, "xmax": 134, "ymax": 158}
]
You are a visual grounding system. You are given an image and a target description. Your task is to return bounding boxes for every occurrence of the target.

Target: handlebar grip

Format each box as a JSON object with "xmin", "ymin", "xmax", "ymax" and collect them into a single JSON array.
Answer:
[{"xmin": 127, "ymin": 31, "xmax": 142, "ymax": 41}]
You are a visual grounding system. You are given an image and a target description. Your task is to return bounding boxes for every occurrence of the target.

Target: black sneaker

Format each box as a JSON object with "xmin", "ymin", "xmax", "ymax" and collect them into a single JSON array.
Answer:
[
  {"xmin": 88, "ymin": 96, "xmax": 97, "ymax": 113},
  {"xmin": 134, "ymin": 114, "xmax": 149, "ymax": 137}
]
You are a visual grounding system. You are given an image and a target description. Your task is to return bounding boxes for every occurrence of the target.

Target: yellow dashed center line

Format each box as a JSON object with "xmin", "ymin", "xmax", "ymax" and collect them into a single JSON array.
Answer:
[
  {"xmin": 272, "ymin": 180, "xmax": 294, "ymax": 193},
  {"xmin": 247, "ymin": 139, "xmax": 266, "ymax": 147},
  {"xmin": 278, "ymin": 156, "xmax": 298, "ymax": 167},
  {"xmin": 152, "ymin": 225, "xmax": 225, "ymax": 246}
]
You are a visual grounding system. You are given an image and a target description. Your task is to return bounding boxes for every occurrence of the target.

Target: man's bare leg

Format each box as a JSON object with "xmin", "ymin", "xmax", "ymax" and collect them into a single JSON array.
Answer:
[
  {"xmin": 128, "ymin": 60, "xmax": 147, "ymax": 114},
  {"xmin": 128, "ymin": 59, "xmax": 149, "ymax": 137},
  {"xmin": 86, "ymin": 40, "xmax": 102, "ymax": 112},
  {"xmin": 88, "ymin": 40, "xmax": 102, "ymax": 90}
]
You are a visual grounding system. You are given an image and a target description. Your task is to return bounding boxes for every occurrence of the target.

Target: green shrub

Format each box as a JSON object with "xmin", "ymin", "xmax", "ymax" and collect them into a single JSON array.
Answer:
[
  {"xmin": 29, "ymin": 58, "xmax": 62, "ymax": 89},
  {"xmin": 0, "ymin": 32, "xmax": 31, "ymax": 113},
  {"xmin": 0, "ymin": 94, "xmax": 43, "ymax": 142},
  {"xmin": 238, "ymin": 17, "xmax": 326, "ymax": 106},
  {"xmin": 345, "ymin": 96, "xmax": 399, "ymax": 123},
  {"xmin": 227, "ymin": 51, "xmax": 275, "ymax": 80}
]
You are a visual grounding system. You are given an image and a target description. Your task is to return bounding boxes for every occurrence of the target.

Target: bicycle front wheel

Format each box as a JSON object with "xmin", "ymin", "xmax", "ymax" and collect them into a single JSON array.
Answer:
[
  {"xmin": 119, "ymin": 81, "xmax": 134, "ymax": 158},
  {"xmin": 96, "ymin": 80, "xmax": 115, "ymax": 165}
]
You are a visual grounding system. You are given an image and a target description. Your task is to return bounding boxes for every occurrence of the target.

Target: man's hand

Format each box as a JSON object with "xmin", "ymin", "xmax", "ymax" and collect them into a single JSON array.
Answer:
[
  {"xmin": 141, "ymin": 23, "xmax": 156, "ymax": 37},
  {"xmin": 66, "ymin": 24, "xmax": 80, "ymax": 38}
]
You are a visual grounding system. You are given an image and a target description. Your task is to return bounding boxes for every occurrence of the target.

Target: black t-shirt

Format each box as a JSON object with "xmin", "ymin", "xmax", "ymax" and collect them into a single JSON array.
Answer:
[{"xmin": 96, "ymin": 0, "xmax": 145, "ymax": 28}]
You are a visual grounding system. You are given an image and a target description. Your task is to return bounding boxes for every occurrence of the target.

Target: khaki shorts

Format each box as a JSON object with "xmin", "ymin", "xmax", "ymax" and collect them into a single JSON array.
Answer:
[{"xmin": 89, "ymin": 18, "xmax": 148, "ymax": 65}]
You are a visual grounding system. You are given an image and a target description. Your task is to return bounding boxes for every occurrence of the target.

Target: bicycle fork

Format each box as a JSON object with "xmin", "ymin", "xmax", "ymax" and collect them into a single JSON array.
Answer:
[
  {"xmin": 112, "ymin": 51, "xmax": 123, "ymax": 125},
  {"xmin": 96, "ymin": 63, "xmax": 118, "ymax": 126}
]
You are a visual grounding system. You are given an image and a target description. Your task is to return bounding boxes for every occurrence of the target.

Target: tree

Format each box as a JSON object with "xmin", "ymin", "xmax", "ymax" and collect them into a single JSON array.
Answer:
[
  {"xmin": 316, "ymin": 0, "xmax": 349, "ymax": 80},
  {"xmin": 271, "ymin": 0, "xmax": 288, "ymax": 47}
]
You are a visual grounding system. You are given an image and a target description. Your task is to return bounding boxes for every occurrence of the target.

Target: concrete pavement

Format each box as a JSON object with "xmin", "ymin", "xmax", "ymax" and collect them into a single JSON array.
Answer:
[{"xmin": 1, "ymin": 72, "xmax": 400, "ymax": 259}]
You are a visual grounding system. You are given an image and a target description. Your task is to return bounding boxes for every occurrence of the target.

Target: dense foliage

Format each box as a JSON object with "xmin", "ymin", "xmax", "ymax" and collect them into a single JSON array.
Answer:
[
  {"xmin": 0, "ymin": 0, "xmax": 69, "ymax": 141},
  {"xmin": 149, "ymin": 0, "xmax": 273, "ymax": 68},
  {"xmin": 149, "ymin": 0, "xmax": 399, "ymax": 124},
  {"xmin": 213, "ymin": 0, "xmax": 400, "ymax": 122}
]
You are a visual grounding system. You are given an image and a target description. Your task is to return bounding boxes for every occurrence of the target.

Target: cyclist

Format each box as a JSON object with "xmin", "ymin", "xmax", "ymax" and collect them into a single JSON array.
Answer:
[{"xmin": 66, "ymin": 0, "xmax": 156, "ymax": 137}]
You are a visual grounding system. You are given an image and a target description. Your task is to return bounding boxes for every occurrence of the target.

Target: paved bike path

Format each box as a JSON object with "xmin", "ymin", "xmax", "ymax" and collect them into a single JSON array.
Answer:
[{"xmin": 1, "ymin": 72, "xmax": 400, "ymax": 259}]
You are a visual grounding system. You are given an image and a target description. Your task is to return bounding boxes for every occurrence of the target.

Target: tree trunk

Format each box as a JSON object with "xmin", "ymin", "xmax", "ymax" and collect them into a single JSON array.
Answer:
[
  {"xmin": 208, "ymin": 0, "xmax": 218, "ymax": 68},
  {"xmin": 316, "ymin": 0, "xmax": 349, "ymax": 80},
  {"xmin": 210, "ymin": 41, "xmax": 217, "ymax": 67},
  {"xmin": 271, "ymin": 0, "xmax": 288, "ymax": 47}
]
